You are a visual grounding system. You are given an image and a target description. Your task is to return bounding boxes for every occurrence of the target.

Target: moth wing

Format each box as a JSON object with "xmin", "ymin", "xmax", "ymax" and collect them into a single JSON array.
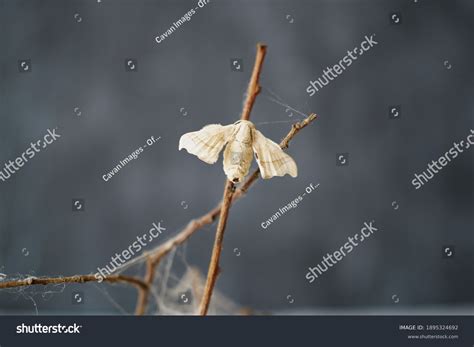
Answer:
[
  {"xmin": 179, "ymin": 124, "xmax": 235, "ymax": 164},
  {"xmin": 252, "ymin": 129, "xmax": 298, "ymax": 179}
]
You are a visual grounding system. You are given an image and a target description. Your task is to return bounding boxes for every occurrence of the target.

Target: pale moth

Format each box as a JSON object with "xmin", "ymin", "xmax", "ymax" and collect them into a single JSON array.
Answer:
[{"xmin": 179, "ymin": 120, "xmax": 297, "ymax": 183}]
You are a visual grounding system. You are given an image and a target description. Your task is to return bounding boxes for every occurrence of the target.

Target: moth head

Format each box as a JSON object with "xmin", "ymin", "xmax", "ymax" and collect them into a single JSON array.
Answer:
[
  {"xmin": 233, "ymin": 120, "xmax": 255, "ymax": 127},
  {"xmin": 232, "ymin": 120, "xmax": 254, "ymax": 144}
]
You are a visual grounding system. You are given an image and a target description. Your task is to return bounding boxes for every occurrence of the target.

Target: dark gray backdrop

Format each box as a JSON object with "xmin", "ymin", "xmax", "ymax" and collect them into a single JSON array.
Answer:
[{"xmin": 0, "ymin": 0, "xmax": 473, "ymax": 314}]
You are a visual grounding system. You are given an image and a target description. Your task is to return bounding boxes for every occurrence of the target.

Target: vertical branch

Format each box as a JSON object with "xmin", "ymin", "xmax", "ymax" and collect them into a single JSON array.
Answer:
[
  {"xmin": 198, "ymin": 180, "xmax": 235, "ymax": 315},
  {"xmin": 241, "ymin": 44, "xmax": 267, "ymax": 121},
  {"xmin": 134, "ymin": 258, "xmax": 155, "ymax": 315},
  {"xmin": 198, "ymin": 43, "xmax": 267, "ymax": 316}
]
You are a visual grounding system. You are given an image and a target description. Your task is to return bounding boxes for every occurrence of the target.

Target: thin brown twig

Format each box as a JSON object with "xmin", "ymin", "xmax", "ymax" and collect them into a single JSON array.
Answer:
[
  {"xmin": 241, "ymin": 43, "xmax": 267, "ymax": 121},
  {"xmin": 198, "ymin": 43, "xmax": 267, "ymax": 315},
  {"xmin": 0, "ymin": 274, "xmax": 148, "ymax": 291},
  {"xmin": 134, "ymin": 259, "xmax": 155, "ymax": 315},
  {"xmin": 198, "ymin": 180, "xmax": 235, "ymax": 315}
]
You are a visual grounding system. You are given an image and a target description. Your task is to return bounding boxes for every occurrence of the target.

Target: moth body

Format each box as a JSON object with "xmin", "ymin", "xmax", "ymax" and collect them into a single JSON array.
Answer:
[
  {"xmin": 179, "ymin": 119, "xmax": 297, "ymax": 181},
  {"xmin": 223, "ymin": 121, "xmax": 254, "ymax": 182}
]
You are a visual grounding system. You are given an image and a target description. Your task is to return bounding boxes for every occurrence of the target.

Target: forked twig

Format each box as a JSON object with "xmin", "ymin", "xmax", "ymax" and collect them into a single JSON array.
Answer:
[
  {"xmin": 133, "ymin": 111, "xmax": 317, "ymax": 315},
  {"xmin": 198, "ymin": 43, "xmax": 266, "ymax": 315}
]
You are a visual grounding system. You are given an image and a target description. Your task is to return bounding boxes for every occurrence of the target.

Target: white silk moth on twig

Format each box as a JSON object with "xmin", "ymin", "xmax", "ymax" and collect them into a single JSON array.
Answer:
[{"xmin": 179, "ymin": 120, "xmax": 297, "ymax": 183}]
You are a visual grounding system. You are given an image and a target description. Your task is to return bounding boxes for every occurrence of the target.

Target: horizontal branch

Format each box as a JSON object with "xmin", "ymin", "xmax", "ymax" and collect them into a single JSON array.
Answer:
[{"xmin": 0, "ymin": 274, "xmax": 148, "ymax": 291}]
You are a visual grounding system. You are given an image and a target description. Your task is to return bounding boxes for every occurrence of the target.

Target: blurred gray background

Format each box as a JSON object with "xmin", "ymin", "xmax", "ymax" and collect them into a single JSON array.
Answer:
[{"xmin": 0, "ymin": 0, "xmax": 473, "ymax": 314}]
